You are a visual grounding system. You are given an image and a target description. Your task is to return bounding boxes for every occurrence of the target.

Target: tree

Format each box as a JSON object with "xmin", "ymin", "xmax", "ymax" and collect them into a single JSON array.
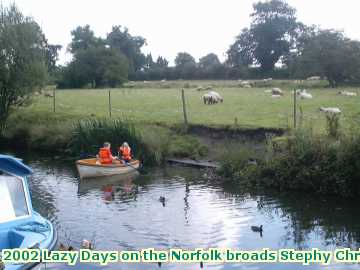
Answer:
[
  {"xmin": 198, "ymin": 53, "xmax": 220, "ymax": 69},
  {"xmin": 45, "ymin": 43, "xmax": 62, "ymax": 76},
  {"xmin": 0, "ymin": 4, "xmax": 47, "ymax": 132},
  {"xmin": 156, "ymin": 56, "xmax": 168, "ymax": 68},
  {"xmin": 228, "ymin": 0, "xmax": 300, "ymax": 73},
  {"xmin": 68, "ymin": 25, "xmax": 103, "ymax": 54},
  {"xmin": 59, "ymin": 47, "xmax": 128, "ymax": 88},
  {"xmin": 107, "ymin": 25, "xmax": 146, "ymax": 73},
  {"xmin": 175, "ymin": 52, "xmax": 197, "ymax": 79},
  {"xmin": 293, "ymin": 29, "xmax": 360, "ymax": 87}
]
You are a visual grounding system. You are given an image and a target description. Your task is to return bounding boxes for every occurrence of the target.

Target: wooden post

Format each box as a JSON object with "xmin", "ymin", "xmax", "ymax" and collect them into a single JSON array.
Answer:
[
  {"xmin": 53, "ymin": 88, "xmax": 56, "ymax": 113},
  {"xmin": 108, "ymin": 90, "xmax": 112, "ymax": 118},
  {"xmin": 181, "ymin": 89, "xmax": 188, "ymax": 126},
  {"xmin": 293, "ymin": 88, "xmax": 297, "ymax": 129}
]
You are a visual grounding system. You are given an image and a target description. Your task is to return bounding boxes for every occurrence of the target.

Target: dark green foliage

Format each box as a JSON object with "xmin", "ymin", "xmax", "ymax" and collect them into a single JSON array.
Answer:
[
  {"xmin": 228, "ymin": 0, "xmax": 301, "ymax": 73},
  {"xmin": 107, "ymin": 25, "xmax": 146, "ymax": 73},
  {"xmin": 69, "ymin": 118, "xmax": 155, "ymax": 164},
  {"xmin": 292, "ymin": 29, "xmax": 360, "ymax": 87},
  {"xmin": 58, "ymin": 47, "xmax": 128, "ymax": 88},
  {"xmin": 220, "ymin": 129, "xmax": 360, "ymax": 197},
  {"xmin": 0, "ymin": 4, "xmax": 48, "ymax": 133},
  {"xmin": 167, "ymin": 135, "xmax": 208, "ymax": 159}
]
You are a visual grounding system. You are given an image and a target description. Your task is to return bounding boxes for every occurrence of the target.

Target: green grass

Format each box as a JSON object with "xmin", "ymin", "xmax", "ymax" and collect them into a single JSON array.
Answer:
[{"xmin": 18, "ymin": 80, "xmax": 360, "ymax": 133}]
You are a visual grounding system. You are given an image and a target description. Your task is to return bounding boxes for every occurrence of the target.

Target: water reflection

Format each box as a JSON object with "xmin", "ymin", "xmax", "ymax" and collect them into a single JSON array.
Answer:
[{"xmin": 12, "ymin": 154, "xmax": 360, "ymax": 269}]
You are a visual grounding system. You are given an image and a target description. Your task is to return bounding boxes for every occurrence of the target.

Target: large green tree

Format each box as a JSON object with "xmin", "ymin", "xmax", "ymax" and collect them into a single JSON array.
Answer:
[
  {"xmin": 0, "ymin": 4, "xmax": 47, "ymax": 132},
  {"xmin": 228, "ymin": 0, "xmax": 300, "ymax": 73},
  {"xmin": 107, "ymin": 26, "xmax": 146, "ymax": 73},
  {"xmin": 60, "ymin": 47, "xmax": 128, "ymax": 88},
  {"xmin": 293, "ymin": 29, "xmax": 360, "ymax": 87},
  {"xmin": 68, "ymin": 25, "xmax": 103, "ymax": 54},
  {"xmin": 175, "ymin": 52, "xmax": 197, "ymax": 79}
]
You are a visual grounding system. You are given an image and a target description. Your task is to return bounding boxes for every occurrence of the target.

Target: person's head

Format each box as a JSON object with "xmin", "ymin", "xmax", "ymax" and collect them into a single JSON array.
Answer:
[
  {"xmin": 122, "ymin": 142, "xmax": 129, "ymax": 147},
  {"xmin": 103, "ymin": 142, "xmax": 111, "ymax": 149}
]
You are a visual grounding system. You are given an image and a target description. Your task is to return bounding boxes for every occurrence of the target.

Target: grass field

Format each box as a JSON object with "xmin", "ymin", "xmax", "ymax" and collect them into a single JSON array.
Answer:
[{"xmin": 17, "ymin": 80, "xmax": 360, "ymax": 133}]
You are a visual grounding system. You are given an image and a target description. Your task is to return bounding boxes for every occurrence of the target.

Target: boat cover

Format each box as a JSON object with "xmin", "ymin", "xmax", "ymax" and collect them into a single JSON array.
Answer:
[{"xmin": 0, "ymin": 154, "xmax": 32, "ymax": 177}]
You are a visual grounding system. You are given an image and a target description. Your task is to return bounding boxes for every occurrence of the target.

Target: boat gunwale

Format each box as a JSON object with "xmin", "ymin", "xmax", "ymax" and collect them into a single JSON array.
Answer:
[{"xmin": 76, "ymin": 159, "xmax": 140, "ymax": 168}]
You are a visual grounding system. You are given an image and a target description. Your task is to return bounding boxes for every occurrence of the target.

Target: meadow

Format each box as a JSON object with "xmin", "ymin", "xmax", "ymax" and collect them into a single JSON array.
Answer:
[{"xmin": 19, "ymin": 80, "xmax": 360, "ymax": 133}]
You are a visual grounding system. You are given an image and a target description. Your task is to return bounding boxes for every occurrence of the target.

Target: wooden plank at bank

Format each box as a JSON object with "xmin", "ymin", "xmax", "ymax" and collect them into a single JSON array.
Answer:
[{"xmin": 167, "ymin": 158, "xmax": 220, "ymax": 169}]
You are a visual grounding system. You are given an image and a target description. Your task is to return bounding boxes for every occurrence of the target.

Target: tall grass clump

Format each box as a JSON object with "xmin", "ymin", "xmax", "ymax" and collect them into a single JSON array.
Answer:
[{"xmin": 69, "ymin": 118, "xmax": 155, "ymax": 164}]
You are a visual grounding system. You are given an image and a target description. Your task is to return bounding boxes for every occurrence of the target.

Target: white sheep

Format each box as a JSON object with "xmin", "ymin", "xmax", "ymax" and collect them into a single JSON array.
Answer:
[
  {"xmin": 307, "ymin": 76, "xmax": 321, "ymax": 81},
  {"xmin": 264, "ymin": 89, "xmax": 272, "ymax": 93},
  {"xmin": 338, "ymin": 90, "xmax": 357, "ymax": 97},
  {"xmin": 319, "ymin": 107, "xmax": 341, "ymax": 114},
  {"xmin": 208, "ymin": 91, "xmax": 223, "ymax": 102},
  {"xmin": 271, "ymin": 95, "xmax": 282, "ymax": 98},
  {"xmin": 296, "ymin": 89, "xmax": 313, "ymax": 99},
  {"xmin": 272, "ymin": 88, "xmax": 283, "ymax": 96}
]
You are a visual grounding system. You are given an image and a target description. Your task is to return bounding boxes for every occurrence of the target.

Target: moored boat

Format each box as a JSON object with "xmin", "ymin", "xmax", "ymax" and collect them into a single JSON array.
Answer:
[
  {"xmin": 76, "ymin": 158, "xmax": 140, "ymax": 179},
  {"xmin": 0, "ymin": 154, "xmax": 57, "ymax": 270}
]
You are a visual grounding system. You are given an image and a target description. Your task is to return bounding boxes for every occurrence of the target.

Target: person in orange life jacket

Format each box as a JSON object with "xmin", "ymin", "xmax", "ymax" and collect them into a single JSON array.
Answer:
[
  {"xmin": 97, "ymin": 142, "xmax": 118, "ymax": 164},
  {"xmin": 119, "ymin": 142, "xmax": 132, "ymax": 163}
]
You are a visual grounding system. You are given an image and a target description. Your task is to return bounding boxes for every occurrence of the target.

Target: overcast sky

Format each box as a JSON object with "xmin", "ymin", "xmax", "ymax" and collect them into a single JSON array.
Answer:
[{"xmin": 4, "ymin": 0, "xmax": 360, "ymax": 65}]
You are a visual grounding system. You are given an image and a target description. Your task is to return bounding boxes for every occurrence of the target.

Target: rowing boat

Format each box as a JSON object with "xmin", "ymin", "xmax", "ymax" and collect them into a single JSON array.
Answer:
[{"xmin": 76, "ymin": 158, "xmax": 140, "ymax": 179}]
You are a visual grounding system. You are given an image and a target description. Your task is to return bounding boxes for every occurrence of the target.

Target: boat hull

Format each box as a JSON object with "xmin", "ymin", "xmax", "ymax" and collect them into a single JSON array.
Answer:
[{"xmin": 76, "ymin": 159, "xmax": 140, "ymax": 179}]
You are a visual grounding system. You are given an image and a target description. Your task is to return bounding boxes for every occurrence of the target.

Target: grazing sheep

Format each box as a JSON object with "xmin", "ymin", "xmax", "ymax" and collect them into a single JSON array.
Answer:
[
  {"xmin": 271, "ymin": 88, "xmax": 283, "ymax": 96},
  {"xmin": 307, "ymin": 76, "xmax": 321, "ymax": 81},
  {"xmin": 202, "ymin": 91, "xmax": 223, "ymax": 105},
  {"xmin": 338, "ymin": 90, "xmax": 357, "ymax": 97},
  {"xmin": 161, "ymin": 79, "xmax": 166, "ymax": 82},
  {"xmin": 271, "ymin": 94, "xmax": 282, "ymax": 98},
  {"xmin": 196, "ymin": 86, "xmax": 204, "ymax": 91},
  {"xmin": 44, "ymin": 92, "xmax": 54, "ymax": 98},
  {"xmin": 296, "ymin": 89, "xmax": 313, "ymax": 99},
  {"xmin": 263, "ymin": 78, "xmax": 272, "ymax": 82},
  {"xmin": 264, "ymin": 89, "xmax": 272, "ymax": 93},
  {"xmin": 208, "ymin": 91, "xmax": 223, "ymax": 103},
  {"xmin": 319, "ymin": 107, "xmax": 341, "ymax": 114}
]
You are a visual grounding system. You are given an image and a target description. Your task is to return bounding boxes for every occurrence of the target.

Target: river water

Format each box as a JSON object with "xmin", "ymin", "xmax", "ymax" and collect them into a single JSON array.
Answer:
[{"xmin": 18, "ymin": 154, "xmax": 360, "ymax": 269}]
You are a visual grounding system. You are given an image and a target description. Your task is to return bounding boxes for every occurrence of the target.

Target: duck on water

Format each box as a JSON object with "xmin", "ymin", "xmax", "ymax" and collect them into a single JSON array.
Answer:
[{"xmin": 0, "ymin": 155, "xmax": 57, "ymax": 270}]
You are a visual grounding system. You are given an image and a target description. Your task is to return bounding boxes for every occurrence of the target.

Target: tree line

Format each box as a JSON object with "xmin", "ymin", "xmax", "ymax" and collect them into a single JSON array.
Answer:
[{"xmin": 54, "ymin": 0, "xmax": 360, "ymax": 88}]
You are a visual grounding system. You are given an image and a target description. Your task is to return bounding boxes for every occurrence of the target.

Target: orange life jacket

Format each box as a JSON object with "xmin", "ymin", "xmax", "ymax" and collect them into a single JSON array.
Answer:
[
  {"xmin": 119, "ymin": 146, "xmax": 132, "ymax": 161},
  {"xmin": 98, "ymin": 148, "xmax": 112, "ymax": 164}
]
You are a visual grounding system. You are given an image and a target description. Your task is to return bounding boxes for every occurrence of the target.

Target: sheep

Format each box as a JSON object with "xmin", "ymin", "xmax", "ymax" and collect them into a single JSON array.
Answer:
[
  {"xmin": 239, "ymin": 81, "xmax": 252, "ymax": 88},
  {"xmin": 264, "ymin": 89, "xmax": 272, "ymax": 93},
  {"xmin": 208, "ymin": 91, "xmax": 223, "ymax": 103},
  {"xmin": 271, "ymin": 88, "xmax": 283, "ymax": 96},
  {"xmin": 337, "ymin": 90, "xmax": 357, "ymax": 97},
  {"xmin": 202, "ymin": 92, "xmax": 223, "ymax": 105},
  {"xmin": 161, "ymin": 79, "xmax": 166, "ymax": 82},
  {"xmin": 307, "ymin": 76, "xmax": 321, "ymax": 81},
  {"xmin": 44, "ymin": 92, "xmax": 54, "ymax": 98},
  {"xmin": 319, "ymin": 107, "xmax": 341, "ymax": 114},
  {"xmin": 263, "ymin": 78, "xmax": 272, "ymax": 82},
  {"xmin": 296, "ymin": 89, "xmax": 313, "ymax": 99},
  {"xmin": 271, "ymin": 94, "xmax": 282, "ymax": 98}
]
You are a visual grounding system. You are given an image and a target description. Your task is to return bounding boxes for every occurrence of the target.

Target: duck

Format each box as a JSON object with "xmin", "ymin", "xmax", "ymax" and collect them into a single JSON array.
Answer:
[
  {"xmin": 251, "ymin": 225, "xmax": 263, "ymax": 232},
  {"xmin": 159, "ymin": 196, "xmax": 166, "ymax": 207}
]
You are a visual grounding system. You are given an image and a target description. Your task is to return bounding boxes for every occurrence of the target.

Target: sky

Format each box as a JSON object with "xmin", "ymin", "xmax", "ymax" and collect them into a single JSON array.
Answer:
[{"xmin": 3, "ymin": 0, "xmax": 360, "ymax": 65}]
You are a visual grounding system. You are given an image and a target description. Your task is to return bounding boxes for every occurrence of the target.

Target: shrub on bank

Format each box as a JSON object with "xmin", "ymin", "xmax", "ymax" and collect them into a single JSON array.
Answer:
[{"xmin": 220, "ymin": 129, "xmax": 360, "ymax": 197}]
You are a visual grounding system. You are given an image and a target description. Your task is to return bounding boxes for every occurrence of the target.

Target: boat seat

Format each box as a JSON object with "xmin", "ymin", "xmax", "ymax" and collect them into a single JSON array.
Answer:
[
  {"xmin": 0, "ymin": 231, "xmax": 11, "ymax": 249},
  {"xmin": 9, "ymin": 229, "xmax": 45, "ymax": 248}
]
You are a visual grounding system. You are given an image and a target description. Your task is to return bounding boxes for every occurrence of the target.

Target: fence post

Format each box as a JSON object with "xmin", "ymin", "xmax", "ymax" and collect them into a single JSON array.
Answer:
[
  {"xmin": 181, "ymin": 89, "xmax": 188, "ymax": 127},
  {"xmin": 108, "ymin": 89, "xmax": 112, "ymax": 118},
  {"xmin": 53, "ymin": 88, "xmax": 56, "ymax": 113},
  {"xmin": 293, "ymin": 88, "xmax": 297, "ymax": 129}
]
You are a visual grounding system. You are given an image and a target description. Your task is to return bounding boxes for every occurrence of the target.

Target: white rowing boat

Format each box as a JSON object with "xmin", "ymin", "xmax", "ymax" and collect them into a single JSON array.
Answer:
[{"xmin": 76, "ymin": 158, "xmax": 140, "ymax": 179}]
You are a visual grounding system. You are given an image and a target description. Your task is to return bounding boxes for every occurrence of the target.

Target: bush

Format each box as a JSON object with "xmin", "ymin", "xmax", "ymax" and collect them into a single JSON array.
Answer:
[{"xmin": 219, "ymin": 128, "xmax": 360, "ymax": 197}]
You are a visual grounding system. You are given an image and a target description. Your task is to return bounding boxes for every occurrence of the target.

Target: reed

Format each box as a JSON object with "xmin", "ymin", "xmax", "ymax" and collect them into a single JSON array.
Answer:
[{"xmin": 69, "ymin": 118, "xmax": 154, "ymax": 164}]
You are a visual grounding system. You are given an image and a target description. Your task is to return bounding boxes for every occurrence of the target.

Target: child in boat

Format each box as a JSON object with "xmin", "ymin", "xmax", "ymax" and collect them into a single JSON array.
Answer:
[
  {"xmin": 119, "ymin": 142, "xmax": 132, "ymax": 163},
  {"xmin": 97, "ymin": 142, "xmax": 118, "ymax": 164}
]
